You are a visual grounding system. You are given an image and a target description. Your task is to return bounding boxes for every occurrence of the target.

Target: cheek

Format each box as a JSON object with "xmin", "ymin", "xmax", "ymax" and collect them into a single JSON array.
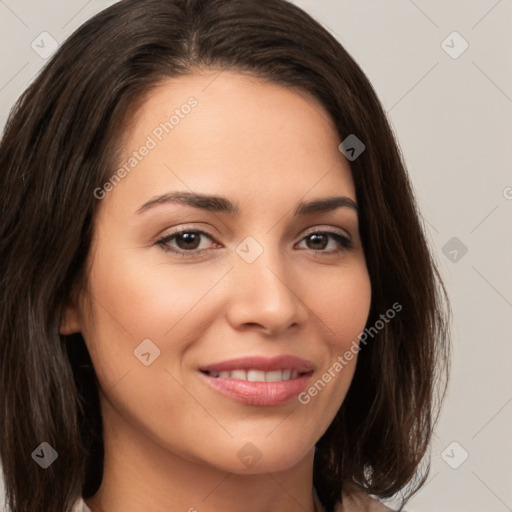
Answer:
[
  {"xmin": 79, "ymin": 239, "xmax": 237, "ymax": 397},
  {"xmin": 311, "ymin": 263, "xmax": 372, "ymax": 347},
  {"xmin": 73, "ymin": 246, "xmax": 167, "ymax": 365},
  {"xmin": 86, "ymin": 241, "xmax": 231, "ymax": 339},
  {"xmin": 292, "ymin": 270, "xmax": 370, "ymax": 448},
  {"xmin": 304, "ymin": 263, "xmax": 371, "ymax": 402}
]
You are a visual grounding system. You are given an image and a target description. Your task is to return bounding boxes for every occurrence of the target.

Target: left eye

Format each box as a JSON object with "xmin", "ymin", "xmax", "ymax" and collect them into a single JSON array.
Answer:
[
  {"xmin": 156, "ymin": 228, "xmax": 352, "ymax": 257},
  {"xmin": 297, "ymin": 231, "xmax": 352, "ymax": 253}
]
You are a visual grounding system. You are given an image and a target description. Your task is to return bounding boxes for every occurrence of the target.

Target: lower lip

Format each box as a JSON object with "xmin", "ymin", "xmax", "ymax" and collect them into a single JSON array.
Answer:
[{"xmin": 198, "ymin": 371, "xmax": 312, "ymax": 406}]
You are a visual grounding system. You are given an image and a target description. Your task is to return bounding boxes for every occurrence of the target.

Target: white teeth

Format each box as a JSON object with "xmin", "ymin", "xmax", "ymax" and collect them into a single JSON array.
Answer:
[
  {"xmin": 247, "ymin": 370, "xmax": 266, "ymax": 382},
  {"xmin": 206, "ymin": 369, "xmax": 302, "ymax": 381},
  {"xmin": 265, "ymin": 370, "xmax": 283, "ymax": 382}
]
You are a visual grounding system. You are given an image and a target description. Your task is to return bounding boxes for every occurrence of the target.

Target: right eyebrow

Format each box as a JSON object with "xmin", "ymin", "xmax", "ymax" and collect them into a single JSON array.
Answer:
[{"xmin": 135, "ymin": 191, "xmax": 239, "ymax": 215}]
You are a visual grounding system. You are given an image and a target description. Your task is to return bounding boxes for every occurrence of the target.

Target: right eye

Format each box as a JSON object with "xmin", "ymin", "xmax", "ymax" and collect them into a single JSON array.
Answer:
[{"xmin": 156, "ymin": 228, "xmax": 222, "ymax": 258}]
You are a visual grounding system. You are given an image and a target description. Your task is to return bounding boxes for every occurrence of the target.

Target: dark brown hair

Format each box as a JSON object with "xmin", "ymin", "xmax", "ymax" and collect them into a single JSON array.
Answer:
[{"xmin": 0, "ymin": 1, "xmax": 450, "ymax": 511}]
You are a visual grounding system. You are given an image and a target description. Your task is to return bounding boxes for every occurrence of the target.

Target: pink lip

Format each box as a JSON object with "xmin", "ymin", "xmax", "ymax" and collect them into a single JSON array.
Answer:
[
  {"xmin": 198, "ymin": 355, "xmax": 314, "ymax": 407},
  {"xmin": 198, "ymin": 372, "xmax": 312, "ymax": 406},
  {"xmin": 198, "ymin": 355, "xmax": 314, "ymax": 373}
]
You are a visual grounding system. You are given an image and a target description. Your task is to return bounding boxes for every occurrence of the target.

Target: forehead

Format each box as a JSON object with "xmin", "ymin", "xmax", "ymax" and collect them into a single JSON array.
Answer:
[{"xmin": 102, "ymin": 70, "xmax": 355, "ymax": 217}]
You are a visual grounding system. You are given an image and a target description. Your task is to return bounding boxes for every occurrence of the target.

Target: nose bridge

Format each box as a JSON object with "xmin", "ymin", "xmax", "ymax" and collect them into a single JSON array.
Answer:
[{"xmin": 227, "ymin": 234, "xmax": 306, "ymax": 332}]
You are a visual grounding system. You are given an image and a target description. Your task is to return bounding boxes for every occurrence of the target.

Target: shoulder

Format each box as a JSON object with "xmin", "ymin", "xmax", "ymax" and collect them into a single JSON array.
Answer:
[
  {"xmin": 335, "ymin": 490, "xmax": 395, "ymax": 511},
  {"xmin": 69, "ymin": 497, "xmax": 93, "ymax": 512},
  {"xmin": 314, "ymin": 485, "xmax": 395, "ymax": 512}
]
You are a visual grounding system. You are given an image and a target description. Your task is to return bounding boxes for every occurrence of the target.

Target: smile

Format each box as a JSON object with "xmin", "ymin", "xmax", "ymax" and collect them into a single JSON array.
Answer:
[{"xmin": 202, "ymin": 369, "xmax": 302, "ymax": 381}]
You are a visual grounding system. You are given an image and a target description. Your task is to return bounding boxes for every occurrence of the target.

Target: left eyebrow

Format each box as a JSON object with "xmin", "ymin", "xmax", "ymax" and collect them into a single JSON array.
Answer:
[
  {"xmin": 135, "ymin": 191, "xmax": 358, "ymax": 216},
  {"xmin": 294, "ymin": 196, "xmax": 358, "ymax": 216}
]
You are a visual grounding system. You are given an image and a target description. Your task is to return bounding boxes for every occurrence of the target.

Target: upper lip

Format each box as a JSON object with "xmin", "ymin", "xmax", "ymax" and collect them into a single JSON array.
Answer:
[{"xmin": 199, "ymin": 355, "xmax": 314, "ymax": 374}]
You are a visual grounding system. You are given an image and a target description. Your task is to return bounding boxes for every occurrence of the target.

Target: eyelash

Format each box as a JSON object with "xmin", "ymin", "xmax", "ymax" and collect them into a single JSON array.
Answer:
[{"xmin": 156, "ymin": 227, "xmax": 353, "ymax": 259}]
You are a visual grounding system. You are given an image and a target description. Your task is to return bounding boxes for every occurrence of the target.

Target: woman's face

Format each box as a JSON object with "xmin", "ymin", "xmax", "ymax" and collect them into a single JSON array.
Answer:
[{"xmin": 63, "ymin": 70, "xmax": 371, "ymax": 473}]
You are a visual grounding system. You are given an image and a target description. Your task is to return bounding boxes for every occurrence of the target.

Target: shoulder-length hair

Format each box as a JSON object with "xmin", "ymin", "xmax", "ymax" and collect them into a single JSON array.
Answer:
[{"xmin": 0, "ymin": 1, "xmax": 450, "ymax": 511}]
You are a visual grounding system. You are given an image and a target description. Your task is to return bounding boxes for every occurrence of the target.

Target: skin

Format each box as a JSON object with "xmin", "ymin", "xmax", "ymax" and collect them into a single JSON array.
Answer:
[{"xmin": 61, "ymin": 70, "xmax": 372, "ymax": 512}]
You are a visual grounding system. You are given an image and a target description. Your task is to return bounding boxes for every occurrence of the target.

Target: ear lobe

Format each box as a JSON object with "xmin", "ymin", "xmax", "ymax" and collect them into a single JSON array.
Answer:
[{"xmin": 59, "ymin": 301, "xmax": 82, "ymax": 335}]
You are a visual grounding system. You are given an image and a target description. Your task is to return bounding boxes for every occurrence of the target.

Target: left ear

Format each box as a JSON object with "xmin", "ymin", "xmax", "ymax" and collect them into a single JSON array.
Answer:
[{"xmin": 59, "ymin": 296, "xmax": 82, "ymax": 335}]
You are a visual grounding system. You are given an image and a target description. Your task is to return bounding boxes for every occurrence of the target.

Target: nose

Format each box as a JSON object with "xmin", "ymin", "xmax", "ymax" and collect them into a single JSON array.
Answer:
[{"xmin": 225, "ymin": 244, "xmax": 308, "ymax": 336}]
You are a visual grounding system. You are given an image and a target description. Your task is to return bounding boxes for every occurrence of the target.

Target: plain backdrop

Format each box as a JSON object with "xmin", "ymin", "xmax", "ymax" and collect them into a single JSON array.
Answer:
[{"xmin": 1, "ymin": 1, "xmax": 511, "ymax": 511}]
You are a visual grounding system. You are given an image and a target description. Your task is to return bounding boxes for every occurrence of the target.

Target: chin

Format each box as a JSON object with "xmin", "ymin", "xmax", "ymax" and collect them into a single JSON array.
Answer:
[{"xmin": 200, "ymin": 436, "xmax": 315, "ymax": 475}]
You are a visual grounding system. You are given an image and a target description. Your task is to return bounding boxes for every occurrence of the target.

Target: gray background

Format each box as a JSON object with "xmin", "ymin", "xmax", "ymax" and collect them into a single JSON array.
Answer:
[{"xmin": 1, "ymin": 1, "xmax": 511, "ymax": 510}]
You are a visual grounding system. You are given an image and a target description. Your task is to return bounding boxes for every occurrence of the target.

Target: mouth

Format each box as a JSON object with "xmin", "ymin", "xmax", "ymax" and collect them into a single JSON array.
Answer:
[
  {"xmin": 200, "ymin": 368, "xmax": 309, "ymax": 381},
  {"xmin": 198, "ymin": 355, "xmax": 314, "ymax": 406}
]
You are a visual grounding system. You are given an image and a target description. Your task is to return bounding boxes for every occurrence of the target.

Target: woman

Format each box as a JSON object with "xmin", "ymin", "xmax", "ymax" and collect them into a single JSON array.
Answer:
[{"xmin": 0, "ymin": 1, "xmax": 450, "ymax": 511}]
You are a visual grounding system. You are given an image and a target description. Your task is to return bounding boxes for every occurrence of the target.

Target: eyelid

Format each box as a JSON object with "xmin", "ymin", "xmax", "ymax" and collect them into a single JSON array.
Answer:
[{"xmin": 301, "ymin": 225, "xmax": 351, "ymax": 241}]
